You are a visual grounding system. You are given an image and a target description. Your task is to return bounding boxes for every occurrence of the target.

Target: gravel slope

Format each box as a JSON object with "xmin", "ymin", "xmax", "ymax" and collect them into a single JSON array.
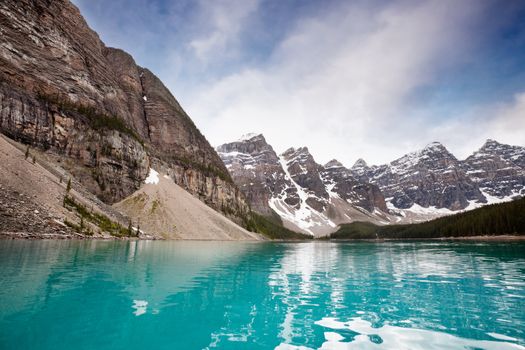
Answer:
[{"xmin": 114, "ymin": 172, "xmax": 264, "ymax": 240}]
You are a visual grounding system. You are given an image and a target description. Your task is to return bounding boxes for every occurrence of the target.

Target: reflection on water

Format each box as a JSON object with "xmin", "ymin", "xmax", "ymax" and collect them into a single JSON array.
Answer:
[
  {"xmin": 308, "ymin": 317, "xmax": 524, "ymax": 349},
  {"xmin": 0, "ymin": 240, "xmax": 524, "ymax": 349}
]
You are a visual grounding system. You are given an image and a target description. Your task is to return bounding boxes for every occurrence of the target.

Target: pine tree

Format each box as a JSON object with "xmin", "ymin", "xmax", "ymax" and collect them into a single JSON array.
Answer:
[
  {"xmin": 128, "ymin": 220, "xmax": 133, "ymax": 236},
  {"xmin": 25, "ymin": 145, "xmax": 30, "ymax": 159},
  {"xmin": 66, "ymin": 178, "xmax": 72, "ymax": 193}
]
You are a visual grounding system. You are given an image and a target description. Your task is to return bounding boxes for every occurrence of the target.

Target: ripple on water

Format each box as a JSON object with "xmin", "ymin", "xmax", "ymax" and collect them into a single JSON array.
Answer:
[
  {"xmin": 305, "ymin": 317, "xmax": 525, "ymax": 350},
  {"xmin": 131, "ymin": 300, "xmax": 148, "ymax": 316},
  {"xmin": 0, "ymin": 241, "xmax": 524, "ymax": 350}
]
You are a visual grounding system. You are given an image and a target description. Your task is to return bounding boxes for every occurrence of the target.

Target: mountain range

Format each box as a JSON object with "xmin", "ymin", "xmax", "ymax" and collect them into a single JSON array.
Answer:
[
  {"xmin": 0, "ymin": 0, "xmax": 523, "ymax": 240},
  {"xmin": 218, "ymin": 134, "xmax": 525, "ymax": 236}
]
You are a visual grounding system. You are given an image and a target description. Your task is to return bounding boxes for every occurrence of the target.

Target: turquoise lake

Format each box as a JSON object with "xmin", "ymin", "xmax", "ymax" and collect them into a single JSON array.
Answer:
[{"xmin": 0, "ymin": 240, "xmax": 524, "ymax": 349}]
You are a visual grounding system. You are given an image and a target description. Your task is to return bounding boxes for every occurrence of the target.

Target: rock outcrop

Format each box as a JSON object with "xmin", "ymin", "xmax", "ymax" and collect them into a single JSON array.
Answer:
[
  {"xmin": 0, "ymin": 0, "xmax": 248, "ymax": 222},
  {"xmin": 321, "ymin": 160, "xmax": 387, "ymax": 213},
  {"xmin": 217, "ymin": 133, "xmax": 293, "ymax": 216},
  {"xmin": 462, "ymin": 139, "xmax": 525, "ymax": 199}
]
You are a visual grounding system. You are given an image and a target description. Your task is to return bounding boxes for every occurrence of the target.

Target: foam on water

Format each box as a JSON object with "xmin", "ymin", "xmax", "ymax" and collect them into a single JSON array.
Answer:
[
  {"xmin": 132, "ymin": 300, "xmax": 148, "ymax": 316},
  {"xmin": 309, "ymin": 317, "xmax": 525, "ymax": 349}
]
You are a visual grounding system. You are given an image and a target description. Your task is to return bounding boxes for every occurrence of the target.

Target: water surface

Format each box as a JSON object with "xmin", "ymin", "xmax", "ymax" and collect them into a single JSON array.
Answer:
[{"xmin": 0, "ymin": 240, "xmax": 524, "ymax": 349}]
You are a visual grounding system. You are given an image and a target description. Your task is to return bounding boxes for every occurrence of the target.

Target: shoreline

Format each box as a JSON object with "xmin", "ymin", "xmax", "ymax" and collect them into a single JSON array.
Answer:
[
  {"xmin": 1, "ymin": 231, "xmax": 524, "ymax": 242},
  {"xmin": 0, "ymin": 231, "xmax": 159, "ymax": 240},
  {"xmin": 327, "ymin": 235, "xmax": 525, "ymax": 242}
]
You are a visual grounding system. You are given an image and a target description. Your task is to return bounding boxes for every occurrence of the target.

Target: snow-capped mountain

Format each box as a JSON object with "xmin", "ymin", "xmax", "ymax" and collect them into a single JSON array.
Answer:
[
  {"xmin": 354, "ymin": 142, "xmax": 486, "ymax": 211},
  {"xmin": 218, "ymin": 134, "xmax": 393, "ymax": 236},
  {"xmin": 462, "ymin": 139, "xmax": 525, "ymax": 199},
  {"xmin": 219, "ymin": 136, "xmax": 524, "ymax": 236},
  {"xmin": 321, "ymin": 159, "xmax": 387, "ymax": 213},
  {"xmin": 217, "ymin": 134, "xmax": 293, "ymax": 216}
]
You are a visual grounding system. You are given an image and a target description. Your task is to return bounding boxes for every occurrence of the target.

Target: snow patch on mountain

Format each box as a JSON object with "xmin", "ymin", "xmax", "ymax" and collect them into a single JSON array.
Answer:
[
  {"xmin": 268, "ymin": 155, "xmax": 336, "ymax": 235},
  {"xmin": 144, "ymin": 168, "xmax": 159, "ymax": 185}
]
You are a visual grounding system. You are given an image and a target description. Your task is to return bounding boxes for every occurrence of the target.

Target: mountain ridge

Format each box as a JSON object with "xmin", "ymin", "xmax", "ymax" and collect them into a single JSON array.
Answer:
[{"xmin": 218, "ymin": 134, "xmax": 524, "ymax": 236}]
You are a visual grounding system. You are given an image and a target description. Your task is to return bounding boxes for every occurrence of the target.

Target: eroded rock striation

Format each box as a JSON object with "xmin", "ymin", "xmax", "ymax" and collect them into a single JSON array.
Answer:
[{"xmin": 0, "ymin": 0, "xmax": 248, "ymax": 221}]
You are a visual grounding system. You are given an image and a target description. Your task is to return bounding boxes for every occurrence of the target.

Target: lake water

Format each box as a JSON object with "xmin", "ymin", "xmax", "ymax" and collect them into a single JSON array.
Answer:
[{"xmin": 0, "ymin": 240, "xmax": 524, "ymax": 349}]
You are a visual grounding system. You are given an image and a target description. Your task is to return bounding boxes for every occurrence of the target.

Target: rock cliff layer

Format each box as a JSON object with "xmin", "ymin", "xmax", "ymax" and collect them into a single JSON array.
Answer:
[{"xmin": 0, "ymin": 0, "xmax": 248, "ymax": 221}]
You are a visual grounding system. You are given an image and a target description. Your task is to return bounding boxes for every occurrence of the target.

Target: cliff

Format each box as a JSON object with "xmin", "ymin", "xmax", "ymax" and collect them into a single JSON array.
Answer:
[{"xmin": 0, "ymin": 0, "xmax": 249, "ymax": 223}]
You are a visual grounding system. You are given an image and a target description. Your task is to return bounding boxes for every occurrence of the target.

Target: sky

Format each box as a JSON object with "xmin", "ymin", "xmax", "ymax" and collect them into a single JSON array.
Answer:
[{"xmin": 72, "ymin": 0, "xmax": 525, "ymax": 166}]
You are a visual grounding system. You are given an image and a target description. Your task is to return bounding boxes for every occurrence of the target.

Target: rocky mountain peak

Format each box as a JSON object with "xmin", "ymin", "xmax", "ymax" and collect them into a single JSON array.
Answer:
[
  {"xmin": 217, "ymin": 134, "xmax": 291, "ymax": 216},
  {"xmin": 352, "ymin": 158, "xmax": 368, "ymax": 168},
  {"xmin": 282, "ymin": 146, "xmax": 310, "ymax": 158},
  {"xmin": 473, "ymin": 139, "xmax": 525, "ymax": 167},
  {"xmin": 392, "ymin": 142, "xmax": 457, "ymax": 172},
  {"xmin": 364, "ymin": 141, "xmax": 484, "ymax": 210},
  {"xmin": 351, "ymin": 158, "xmax": 370, "ymax": 178},
  {"xmin": 463, "ymin": 139, "xmax": 525, "ymax": 199},
  {"xmin": 424, "ymin": 141, "xmax": 446, "ymax": 151},
  {"xmin": 324, "ymin": 159, "xmax": 344, "ymax": 169},
  {"xmin": 481, "ymin": 139, "xmax": 503, "ymax": 150},
  {"xmin": 217, "ymin": 133, "xmax": 274, "ymax": 157},
  {"xmin": 237, "ymin": 133, "xmax": 264, "ymax": 142}
]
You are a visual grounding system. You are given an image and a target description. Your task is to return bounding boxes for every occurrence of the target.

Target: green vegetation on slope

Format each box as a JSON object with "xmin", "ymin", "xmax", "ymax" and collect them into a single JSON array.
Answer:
[
  {"xmin": 331, "ymin": 197, "xmax": 525, "ymax": 239},
  {"xmin": 64, "ymin": 195, "xmax": 134, "ymax": 237},
  {"xmin": 173, "ymin": 154, "xmax": 233, "ymax": 184},
  {"xmin": 36, "ymin": 92, "xmax": 144, "ymax": 145},
  {"xmin": 245, "ymin": 211, "xmax": 312, "ymax": 240}
]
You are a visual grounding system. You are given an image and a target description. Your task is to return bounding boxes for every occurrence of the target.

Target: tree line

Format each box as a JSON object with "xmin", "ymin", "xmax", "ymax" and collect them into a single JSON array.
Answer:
[{"xmin": 330, "ymin": 197, "xmax": 525, "ymax": 239}]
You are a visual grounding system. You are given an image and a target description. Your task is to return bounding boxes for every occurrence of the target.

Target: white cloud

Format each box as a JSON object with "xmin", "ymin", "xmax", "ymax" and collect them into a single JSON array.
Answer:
[
  {"xmin": 188, "ymin": 0, "xmax": 260, "ymax": 63},
  {"xmin": 184, "ymin": 0, "xmax": 501, "ymax": 166},
  {"xmin": 487, "ymin": 92, "xmax": 525, "ymax": 145},
  {"xmin": 443, "ymin": 92, "xmax": 525, "ymax": 159},
  {"xmin": 75, "ymin": 0, "xmax": 525, "ymax": 166}
]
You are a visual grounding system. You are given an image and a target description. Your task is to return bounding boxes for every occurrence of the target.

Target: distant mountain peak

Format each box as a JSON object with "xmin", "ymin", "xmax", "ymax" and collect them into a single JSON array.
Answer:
[
  {"xmin": 423, "ymin": 141, "xmax": 446, "ymax": 152},
  {"xmin": 485, "ymin": 138, "xmax": 501, "ymax": 144},
  {"xmin": 480, "ymin": 139, "xmax": 507, "ymax": 150},
  {"xmin": 352, "ymin": 158, "xmax": 368, "ymax": 169},
  {"xmin": 216, "ymin": 133, "xmax": 274, "ymax": 156},
  {"xmin": 282, "ymin": 146, "xmax": 310, "ymax": 157},
  {"xmin": 324, "ymin": 159, "xmax": 344, "ymax": 169},
  {"xmin": 237, "ymin": 133, "xmax": 264, "ymax": 142}
]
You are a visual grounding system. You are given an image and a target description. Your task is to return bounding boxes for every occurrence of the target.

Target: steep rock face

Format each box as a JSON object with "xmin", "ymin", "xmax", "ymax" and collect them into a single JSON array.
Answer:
[
  {"xmin": 0, "ymin": 84, "xmax": 149, "ymax": 202},
  {"xmin": 321, "ymin": 160, "xmax": 387, "ymax": 213},
  {"xmin": 217, "ymin": 134, "xmax": 294, "ymax": 215},
  {"xmin": 0, "ymin": 0, "xmax": 247, "ymax": 219},
  {"xmin": 350, "ymin": 158, "xmax": 370, "ymax": 181},
  {"xmin": 354, "ymin": 142, "xmax": 485, "ymax": 210},
  {"xmin": 462, "ymin": 140, "xmax": 525, "ymax": 198},
  {"xmin": 281, "ymin": 147, "xmax": 329, "ymax": 212}
]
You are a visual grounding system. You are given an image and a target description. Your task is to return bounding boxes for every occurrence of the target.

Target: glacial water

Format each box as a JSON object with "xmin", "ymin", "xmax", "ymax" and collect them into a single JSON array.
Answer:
[{"xmin": 0, "ymin": 240, "xmax": 524, "ymax": 350}]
